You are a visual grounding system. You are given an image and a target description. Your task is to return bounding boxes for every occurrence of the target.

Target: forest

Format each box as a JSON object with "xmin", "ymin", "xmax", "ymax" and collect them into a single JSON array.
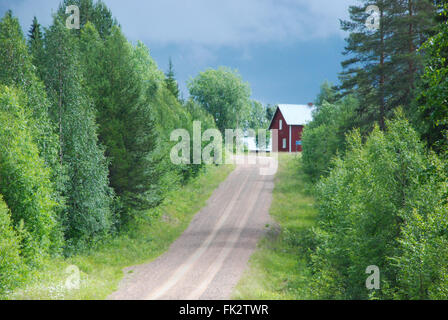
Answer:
[
  {"xmin": 1, "ymin": 0, "xmax": 448, "ymax": 301},
  {"xmin": 300, "ymin": 0, "xmax": 448, "ymax": 299},
  {"xmin": 0, "ymin": 0, "xmax": 267, "ymax": 296}
]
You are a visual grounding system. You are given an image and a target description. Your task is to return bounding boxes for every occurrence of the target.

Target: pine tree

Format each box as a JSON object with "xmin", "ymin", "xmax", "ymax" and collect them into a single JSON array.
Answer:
[
  {"xmin": 339, "ymin": 0, "xmax": 393, "ymax": 131},
  {"xmin": 43, "ymin": 18, "xmax": 114, "ymax": 244},
  {"xmin": 165, "ymin": 58, "xmax": 180, "ymax": 99},
  {"xmin": 388, "ymin": 0, "xmax": 437, "ymax": 108},
  {"xmin": 339, "ymin": 0, "xmax": 436, "ymax": 132},
  {"xmin": 79, "ymin": 25, "xmax": 160, "ymax": 220}
]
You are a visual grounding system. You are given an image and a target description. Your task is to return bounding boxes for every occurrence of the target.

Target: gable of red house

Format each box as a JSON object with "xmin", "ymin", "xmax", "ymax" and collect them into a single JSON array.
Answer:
[{"xmin": 268, "ymin": 104, "xmax": 314, "ymax": 152}]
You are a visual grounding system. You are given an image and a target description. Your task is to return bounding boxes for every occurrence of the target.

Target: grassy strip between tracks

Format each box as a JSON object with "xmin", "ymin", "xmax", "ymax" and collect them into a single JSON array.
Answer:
[
  {"xmin": 232, "ymin": 153, "xmax": 317, "ymax": 300},
  {"xmin": 5, "ymin": 164, "xmax": 235, "ymax": 300}
]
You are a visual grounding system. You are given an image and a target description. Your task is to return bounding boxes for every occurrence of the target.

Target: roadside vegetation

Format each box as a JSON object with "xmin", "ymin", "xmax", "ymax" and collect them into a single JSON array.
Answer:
[
  {"xmin": 0, "ymin": 0, "xmax": 262, "ymax": 297},
  {"xmin": 238, "ymin": 1, "xmax": 448, "ymax": 300},
  {"xmin": 4, "ymin": 163, "xmax": 234, "ymax": 300},
  {"xmin": 298, "ymin": 1, "xmax": 448, "ymax": 299},
  {"xmin": 2, "ymin": 0, "xmax": 448, "ymax": 301},
  {"xmin": 233, "ymin": 153, "xmax": 316, "ymax": 300}
]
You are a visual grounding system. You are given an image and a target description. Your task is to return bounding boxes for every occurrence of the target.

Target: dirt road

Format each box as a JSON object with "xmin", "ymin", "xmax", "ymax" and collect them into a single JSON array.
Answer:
[{"xmin": 109, "ymin": 156, "xmax": 276, "ymax": 300}]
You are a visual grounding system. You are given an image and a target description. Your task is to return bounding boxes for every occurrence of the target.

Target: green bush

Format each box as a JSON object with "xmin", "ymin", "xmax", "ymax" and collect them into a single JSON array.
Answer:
[
  {"xmin": 302, "ymin": 96, "xmax": 357, "ymax": 182},
  {"xmin": 310, "ymin": 112, "xmax": 448, "ymax": 299},
  {"xmin": 0, "ymin": 86, "xmax": 62, "ymax": 263},
  {"xmin": 0, "ymin": 195, "xmax": 24, "ymax": 295}
]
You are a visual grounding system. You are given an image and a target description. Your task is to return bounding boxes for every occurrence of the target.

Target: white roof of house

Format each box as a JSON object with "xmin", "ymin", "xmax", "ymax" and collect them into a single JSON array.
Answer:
[{"xmin": 276, "ymin": 104, "xmax": 314, "ymax": 126}]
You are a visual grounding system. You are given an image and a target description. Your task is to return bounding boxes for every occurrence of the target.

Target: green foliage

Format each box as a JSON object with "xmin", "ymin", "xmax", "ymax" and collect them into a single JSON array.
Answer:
[
  {"xmin": 5, "ymin": 164, "xmax": 234, "ymax": 300},
  {"xmin": 266, "ymin": 104, "xmax": 276, "ymax": 123},
  {"xmin": 415, "ymin": 5, "xmax": 448, "ymax": 151},
  {"xmin": 302, "ymin": 95, "xmax": 358, "ymax": 181},
  {"xmin": 248, "ymin": 100, "xmax": 267, "ymax": 131},
  {"xmin": 248, "ymin": 100, "xmax": 270, "ymax": 148},
  {"xmin": 165, "ymin": 58, "xmax": 180, "ymax": 100},
  {"xmin": 133, "ymin": 40, "xmax": 165, "ymax": 96},
  {"xmin": 188, "ymin": 67, "xmax": 252, "ymax": 132},
  {"xmin": 27, "ymin": 16, "xmax": 45, "ymax": 80},
  {"xmin": 310, "ymin": 113, "xmax": 448, "ymax": 299},
  {"xmin": 314, "ymin": 81, "xmax": 340, "ymax": 107},
  {"xmin": 0, "ymin": 86, "xmax": 62, "ymax": 262},
  {"xmin": 0, "ymin": 195, "xmax": 25, "ymax": 294},
  {"xmin": 79, "ymin": 25, "xmax": 160, "ymax": 219},
  {"xmin": 0, "ymin": 11, "xmax": 61, "ymax": 183},
  {"xmin": 0, "ymin": 11, "xmax": 30, "ymax": 87},
  {"xmin": 57, "ymin": 0, "xmax": 117, "ymax": 39},
  {"xmin": 233, "ymin": 154, "xmax": 316, "ymax": 300},
  {"xmin": 340, "ymin": 0, "xmax": 436, "ymax": 131},
  {"xmin": 43, "ymin": 18, "xmax": 114, "ymax": 246},
  {"xmin": 133, "ymin": 41, "xmax": 217, "ymax": 189}
]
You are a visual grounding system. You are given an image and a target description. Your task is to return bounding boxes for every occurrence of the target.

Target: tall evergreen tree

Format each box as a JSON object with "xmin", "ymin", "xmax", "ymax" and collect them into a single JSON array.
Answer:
[
  {"xmin": 339, "ymin": 0, "xmax": 436, "ymax": 131},
  {"xmin": 339, "ymin": 1, "xmax": 393, "ymax": 131},
  {"xmin": 165, "ymin": 58, "xmax": 180, "ymax": 99},
  {"xmin": 43, "ymin": 18, "xmax": 114, "ymax": 244},
  {"xmin": 389, "ymin": 0, "xmax": 437, "ymax": 108},
  {"xmin": 79, "ymin": 24, "xmax": 160, "ymax": 220},
  {"xmin": 27, "ymin": 16, "xmax": 45, "ymax": 80}
]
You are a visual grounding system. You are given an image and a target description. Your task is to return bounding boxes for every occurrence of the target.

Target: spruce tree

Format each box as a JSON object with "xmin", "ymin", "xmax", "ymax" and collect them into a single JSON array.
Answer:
[
  {"xmin": 79, "ymin": 25, "xmax": 160, "ymax": 220},
  {"xmin": 165, "ymin": 58, "xmax": 180, "ymax": 99},
  {"xmin": 43, "ymin": 18, "xmax": 114, "ymax": 244},
  {"xmin": 27, "ymin": 16, "xmax": 45, "ymax": 80}
]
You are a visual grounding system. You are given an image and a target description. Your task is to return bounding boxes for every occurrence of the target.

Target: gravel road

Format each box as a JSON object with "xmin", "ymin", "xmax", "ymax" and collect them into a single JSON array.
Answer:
[{"xmin": 109, "ymin": 156, "xmax": 276, "ymax": 300}]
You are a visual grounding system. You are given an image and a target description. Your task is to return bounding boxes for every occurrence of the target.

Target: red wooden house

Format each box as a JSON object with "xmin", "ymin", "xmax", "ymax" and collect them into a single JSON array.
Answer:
[{"xmin": 268, "ymin": 104, "xmax": 314, "ymax": 152}]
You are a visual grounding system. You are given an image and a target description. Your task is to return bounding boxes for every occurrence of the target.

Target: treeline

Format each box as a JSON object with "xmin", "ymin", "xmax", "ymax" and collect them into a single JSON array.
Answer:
[
  {"xmin": 0, "ymin": 0, "xmax": 262, "ymax": 294},
  {"xmin": 301, "ymin": 1, "xmax": 448, "ymax": 299}
]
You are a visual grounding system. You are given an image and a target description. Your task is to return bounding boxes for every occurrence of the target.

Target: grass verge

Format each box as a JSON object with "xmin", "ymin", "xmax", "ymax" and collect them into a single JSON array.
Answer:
[
  {"xmin": 232, "ymin": 153, "xmax": 317, "ymax": 299},
  {"xmin": 5, "ymin": 164, "xmax": 235, "ymax": 300}
]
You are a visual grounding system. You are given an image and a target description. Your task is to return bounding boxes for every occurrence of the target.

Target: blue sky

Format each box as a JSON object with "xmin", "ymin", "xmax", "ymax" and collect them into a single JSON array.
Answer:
[{"xmin": 0, "ymin": 0, "xmax": 357, "ymax": 105}]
